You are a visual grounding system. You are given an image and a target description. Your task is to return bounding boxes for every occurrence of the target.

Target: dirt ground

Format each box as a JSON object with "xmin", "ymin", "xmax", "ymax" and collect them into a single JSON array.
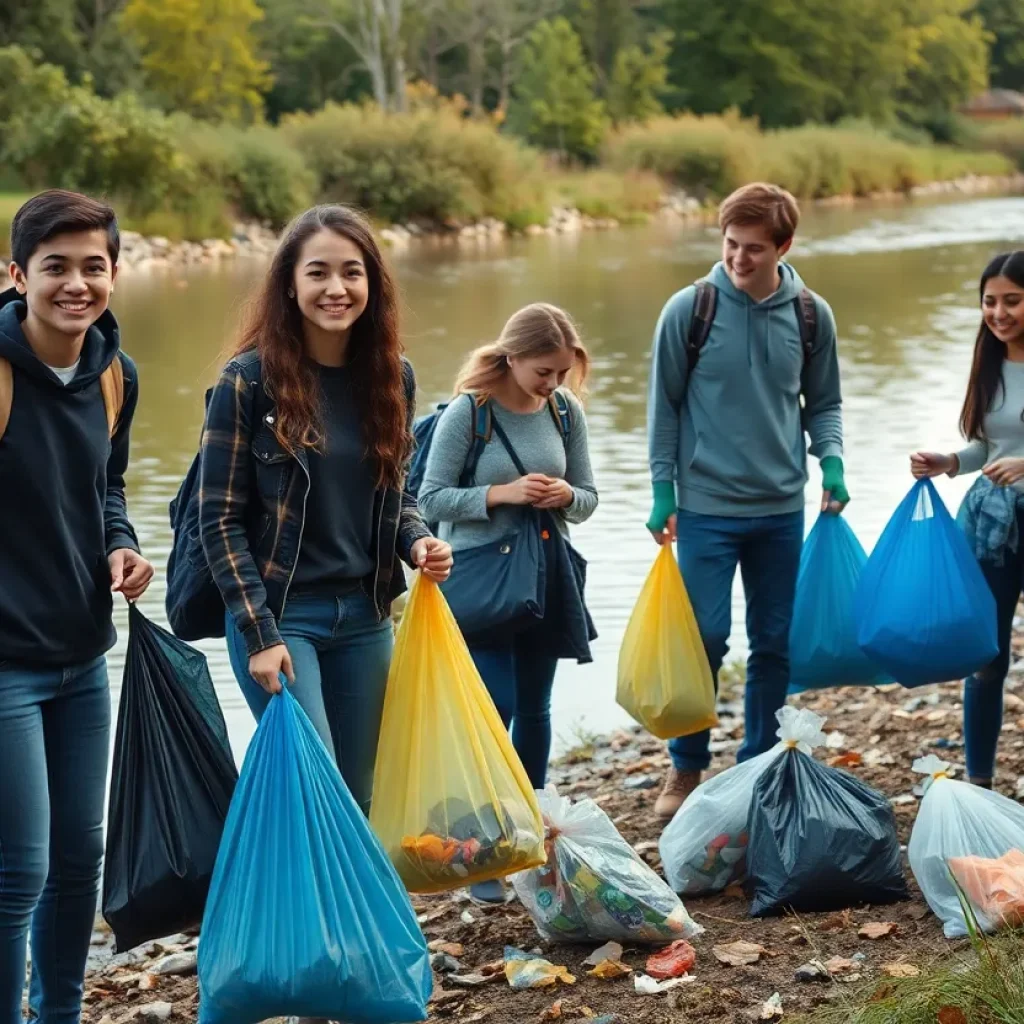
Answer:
[{"xmin": 79, "ymin": 665, "xmax": 1024, "ymax": 1024}]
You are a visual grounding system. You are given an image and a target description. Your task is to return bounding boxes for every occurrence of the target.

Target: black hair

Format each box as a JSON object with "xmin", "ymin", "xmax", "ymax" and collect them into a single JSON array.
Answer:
[
  {"xmin": 960, "ymin": 251, "xmax": 1024, "ymax": 440},
  {"xmin": 10, "ymin": 189, "xmax": 120, "ymax": 271}
]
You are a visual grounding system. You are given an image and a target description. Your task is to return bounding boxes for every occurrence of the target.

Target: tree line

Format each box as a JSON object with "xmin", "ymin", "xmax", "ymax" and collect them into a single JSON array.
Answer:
[{"xmin": 1, "ymin": 0, "xmax": 1022, "ymax": 142}]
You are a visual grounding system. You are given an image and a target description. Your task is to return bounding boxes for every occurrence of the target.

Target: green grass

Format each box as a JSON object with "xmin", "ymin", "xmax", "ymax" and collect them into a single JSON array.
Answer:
[{"xmin": 795, "ymin": 926, "xmax": 1024, "ymax": 1024}]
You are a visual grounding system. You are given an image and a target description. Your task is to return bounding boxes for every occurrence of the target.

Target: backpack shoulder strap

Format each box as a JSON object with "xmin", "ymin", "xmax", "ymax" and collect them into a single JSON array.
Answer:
[
  {"xmin": 0, "ymin": 355, "xmax": 126, "ymax": 444},
  {"xmin": 547, "ymin": 390, "xmax": 572, "ymax": 444},
  {"xmin": 461, "ymin": 393, "xmax": 492, "ymax": 483},
  {"xmin": 0, "ymin": 357, "xmax": 12, "ymax": 444},
  {"xmin": 687, "ymin": 280, "xmax": 717, "ymax": 373},
  {"xmin": 795, "ymin": 288, "xmax": 819, "ymax": 362},
  {"xmin": 99, "ymin": 355, "xmax": 125, "ymax": 437}
]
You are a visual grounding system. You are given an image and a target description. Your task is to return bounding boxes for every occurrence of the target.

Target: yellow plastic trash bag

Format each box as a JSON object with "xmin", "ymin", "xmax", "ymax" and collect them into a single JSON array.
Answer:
[
  {"xmin": 370, "ymin": 574, "xmax": 545, "ymax": 894},
  {"xmin": 616, "ymin": 544, "xmax": 717, "ymax": 740}
]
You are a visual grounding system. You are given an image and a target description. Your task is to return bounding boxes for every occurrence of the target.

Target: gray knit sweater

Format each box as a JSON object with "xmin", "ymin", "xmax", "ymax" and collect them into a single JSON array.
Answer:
[{"xmin": 417, "ymin": 390, "xmax": 598, "ymax": 551}]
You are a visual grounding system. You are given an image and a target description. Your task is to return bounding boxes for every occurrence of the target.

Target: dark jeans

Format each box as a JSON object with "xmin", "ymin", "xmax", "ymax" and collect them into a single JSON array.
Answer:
[
  {"xmin": 468, "ymin": 636, "xmax": 559, "ymax": 789},
  {"xmin": 965, "ymin": 531, "xmax": 1024, "ymax": 780},
  {"xmin": 226, "ymin": 590, "xmax": 393, "ymax": 814},
  {"xmin": 669, "ymin": 508, "xmax": 804, "ymax": 773},
  {"xmin": 0, "ymin": 656, "xmax": 110, "ymax": 1024}
]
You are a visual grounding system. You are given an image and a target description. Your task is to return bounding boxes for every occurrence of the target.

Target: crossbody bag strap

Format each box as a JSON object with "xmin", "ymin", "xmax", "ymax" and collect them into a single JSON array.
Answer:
[{"xmin": 489, "ymin": 414, "xmax": 529, "ymax": 477}]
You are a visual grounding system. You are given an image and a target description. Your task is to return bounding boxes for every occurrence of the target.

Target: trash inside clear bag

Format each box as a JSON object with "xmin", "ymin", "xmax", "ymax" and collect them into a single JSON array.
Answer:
[
  {"xmin": 659, "ymin": 707, "xmax": 825, "ymax": 894},
  {"xmin": 908, "ymin": 755, "xmax": 1024, "ymax": 937},
  {"xmin": 371, "ymin": 574, "xmax": 545, "ymax": 893},
  {"xmin": 511, "ymin": 785, "xmax": 701, "ymax": 943},
  {"xmin": 616, "ymin": 544, "xmax": 717, "ymax": 739},
  {"xmin": 198, "ymin": 689, "xmax": 431, "ymax": 1024}
]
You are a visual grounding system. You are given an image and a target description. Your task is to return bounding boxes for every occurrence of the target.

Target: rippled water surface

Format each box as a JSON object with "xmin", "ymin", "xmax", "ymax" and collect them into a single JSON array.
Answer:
[{"xmin": 106, "ymin": 196, "xmax": 1024, "ymax": 760}]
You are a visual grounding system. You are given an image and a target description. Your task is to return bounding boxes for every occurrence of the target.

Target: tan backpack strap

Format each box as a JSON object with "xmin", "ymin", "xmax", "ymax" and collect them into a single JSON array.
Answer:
[
  {"xmin": 100, "ymin": 356, "xmax": 125, "ymax": 437},
  {"xmin": 0, "ymin": 358, "xmax": 12, "ymax": 445}
]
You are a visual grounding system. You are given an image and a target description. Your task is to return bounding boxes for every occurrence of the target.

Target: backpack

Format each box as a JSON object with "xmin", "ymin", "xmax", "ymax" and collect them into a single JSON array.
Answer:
[
  {"xmin": 686, "ymin": 280, "xmax": 819, "ymax": 375},
  {"xmin": 0, "ymin": 354, "xmax": 125, "ymax": 442},
  {"xmin": 408, "ymin": 391, "xmax": 573, "ymax": 533}
]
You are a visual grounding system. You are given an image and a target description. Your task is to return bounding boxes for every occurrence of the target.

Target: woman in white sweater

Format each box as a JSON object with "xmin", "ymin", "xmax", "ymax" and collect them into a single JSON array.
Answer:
[{"xmin": 911, "ymin": 250, "xmax": 1024, "ymax": 789}]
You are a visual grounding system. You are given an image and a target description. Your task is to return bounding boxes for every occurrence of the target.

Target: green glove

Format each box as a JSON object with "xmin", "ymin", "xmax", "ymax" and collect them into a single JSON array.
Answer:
[
  {"xmin": 821, "ymin": 455, "xmax": 850, "ymax": 510},
  {"xmin": 646, "ymin": 481, "xmax": 677, "ymax": 533}
]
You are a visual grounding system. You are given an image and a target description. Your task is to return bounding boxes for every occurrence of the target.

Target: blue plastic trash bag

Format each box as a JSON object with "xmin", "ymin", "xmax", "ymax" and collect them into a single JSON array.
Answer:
[
  {"xmin": 853, "ymin": 479, "xmax": 998, "ymax": 688},
  {"xmin": 198, "ymin": 689, "xmax": 431, "ymax": 1024},
  {"xmin": 788, "ymin": 514, "xmax": 888, "ymax": 693}
]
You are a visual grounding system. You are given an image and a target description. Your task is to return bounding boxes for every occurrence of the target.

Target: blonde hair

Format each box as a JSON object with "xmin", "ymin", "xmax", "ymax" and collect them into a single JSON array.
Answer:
[{"xmin": 453, "ymin": 303, "xmax": 590, "ymax": 400}]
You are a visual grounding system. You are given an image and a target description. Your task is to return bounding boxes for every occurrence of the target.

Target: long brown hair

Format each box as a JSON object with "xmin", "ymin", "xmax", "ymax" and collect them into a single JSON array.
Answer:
[
  {"xmin": 453, "ymin": 303, "xmax": 590, "ymax": 400},
  {"xmin": 960, "ymin": 251, "xmax": 1024, "ymax": 441},
  {"xmin": 234, "ymin": 205, "xmax": 409, "ymax": 488}
]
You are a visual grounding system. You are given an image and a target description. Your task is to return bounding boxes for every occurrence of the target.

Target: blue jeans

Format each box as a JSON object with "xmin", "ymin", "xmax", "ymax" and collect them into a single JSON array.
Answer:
[
  {"xmin": 964, "ymin": 535, "xmax": 1024, "ymax": 780},
  {"xmin": 226, "ymin": 590, "xmax": 393, "ymax": 814},
  {"xmin": 669, "ymin": 509, "xmax": 804, "ymax": 773},
  {"xmin": 0, "ymin": 657, "xmax": 110, "ymax": 1024},
  {"xmin": 469, "ymin": 637, "xmax": 559, "ymax": 789}
]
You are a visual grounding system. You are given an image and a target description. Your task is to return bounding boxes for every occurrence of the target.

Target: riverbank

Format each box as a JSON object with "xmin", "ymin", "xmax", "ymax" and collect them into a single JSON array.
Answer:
[
  {"xmin": 2, "ymin": 171, "xmax": 1021, "ymax": 285},
  {"xmin": 76, "ymin": 649, "xmax": 1024, "ymax": 1024}
]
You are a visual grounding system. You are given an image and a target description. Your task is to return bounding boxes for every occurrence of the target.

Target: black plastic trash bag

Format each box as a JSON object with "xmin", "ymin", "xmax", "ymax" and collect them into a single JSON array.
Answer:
[
  {"xmin": 103, "ymin": 605, "xmax": 238, "ymax": 952},
  {"xmin": 745, "ymin": 719, "xmax": 907, "ymax": 917}
]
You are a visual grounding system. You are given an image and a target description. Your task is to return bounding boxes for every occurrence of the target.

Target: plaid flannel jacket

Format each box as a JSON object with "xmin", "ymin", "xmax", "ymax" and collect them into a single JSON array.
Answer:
[{"xmin": 198, "ymin": 350, "xmax": 431, "ymax": 656}]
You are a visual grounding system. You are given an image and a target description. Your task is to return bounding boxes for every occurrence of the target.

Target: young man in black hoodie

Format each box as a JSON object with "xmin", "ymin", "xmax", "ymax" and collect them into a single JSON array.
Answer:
[{"xmin": 0, "ymin": 191, "xmax": 152, "ymax": 1024}]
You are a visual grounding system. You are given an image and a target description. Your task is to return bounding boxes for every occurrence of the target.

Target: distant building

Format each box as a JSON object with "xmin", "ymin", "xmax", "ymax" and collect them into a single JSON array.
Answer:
[{"xmin": 961, "ymin": 89, "xmax": 1024, "ymax": 120}]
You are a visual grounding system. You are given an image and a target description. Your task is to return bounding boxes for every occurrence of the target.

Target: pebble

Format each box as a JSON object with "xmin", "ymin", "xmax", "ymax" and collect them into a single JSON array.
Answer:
[
  {"xmin": 154, "ymin": 952, "xmax": 197, "ymax": 977},
  {"xmin": 891, "ymin": 794, "xmax": 917, "ymax": 806},
  {"xmin": 1017, "ymin": 776, "xmax": 1024, "ymax": 800},
  {"xmin": 622, "ymin": 774, "xmax": 658, "ymax": 790},
  {"xmin": 794, "ymin": 960, "xmax": 830, "ymax": 983},
  {"xmin": 430, "ymin": 952, "xmax": 464, "ymax": 974},
  {"xmin": 930, "ymin": 737, "xmax": 963, "ymax": 750},
  {"xmin": 136, "ymin": 1002, "xmax": 172, "ymax": 1021}
]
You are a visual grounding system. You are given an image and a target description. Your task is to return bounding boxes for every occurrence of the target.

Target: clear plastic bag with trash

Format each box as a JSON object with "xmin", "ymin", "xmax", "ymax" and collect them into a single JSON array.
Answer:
[
  {"xmin": 908, "ymin": 754, "xmax": 1024, "ymax": 937},
  {"xmin": 511, "ymin": 785, "xmax": 702, "ymax": 943},
  {"xmin": 659, "ymin": 707, "xmax": 826, "ymax": 895}
]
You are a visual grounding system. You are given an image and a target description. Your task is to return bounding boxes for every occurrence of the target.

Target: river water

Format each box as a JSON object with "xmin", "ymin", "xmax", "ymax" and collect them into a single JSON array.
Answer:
[{"xmin": 104, "ymin": 195, "xmax": 1024, "ymax": 762}]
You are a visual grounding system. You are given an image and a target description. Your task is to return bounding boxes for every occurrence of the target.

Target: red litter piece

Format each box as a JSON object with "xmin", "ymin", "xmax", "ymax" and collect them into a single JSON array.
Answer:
[{"xmin": 645, "ymin": 940, "xmax": 696, "ymax": 979}]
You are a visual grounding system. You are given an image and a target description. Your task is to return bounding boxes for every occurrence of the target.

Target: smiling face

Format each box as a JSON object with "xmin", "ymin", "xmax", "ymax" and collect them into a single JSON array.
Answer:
[
  {"xmin": 10, "ymin": 229, "xmax": 117, "ymax": 340},
  {"xmin": 983, "ymin": 274, "xmax": 1024, "ymax": 348},
  {"xmin": 292, "ymin": 228, "xmax": 370, "ymax": 345},
  {"xmin": 508, "ymin": 346, "xmax": 578, "ymax": 400},
  {"xmin": 722, "ymin": 222, "xmax": 791, "ymax": 299}
]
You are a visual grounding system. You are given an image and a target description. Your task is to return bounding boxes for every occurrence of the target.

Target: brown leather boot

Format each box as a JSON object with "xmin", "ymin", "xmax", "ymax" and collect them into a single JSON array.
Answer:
[{"xmin": 654, "ymin": 768, "xmax": 702, "ymax": 820}]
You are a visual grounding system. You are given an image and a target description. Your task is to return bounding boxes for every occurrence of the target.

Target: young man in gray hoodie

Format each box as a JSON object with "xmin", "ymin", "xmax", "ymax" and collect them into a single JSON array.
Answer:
[{"xmin": 646, "ymin": 182, "xmax": 849, "ymax": 819}]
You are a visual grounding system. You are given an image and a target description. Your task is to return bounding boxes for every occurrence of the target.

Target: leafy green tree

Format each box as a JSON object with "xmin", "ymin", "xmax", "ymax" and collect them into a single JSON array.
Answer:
[
  {"xmin": 569, "ymin": 0, "xmax": 643, "ymax": 92},
  {"xmin": 507, "ymin": 17, "xmax": 608, "ymax": 160},
  {"xmin": 661, "ymin": 0, "xmax": 989, "ymax": 128},
  {"xmin": 607, "ymin": 29, "xmax": 671, "ymax": 125},
  {"xmin": 259, "ymin": 0, "xmax": 368, "ymax": 118},
  {"xmin": 0, "ymin": 0, "xmax": 83, "ymax": 75},
  {"xmin": 976, "ymin": 0, "xmax": 1024, "ymax": 91},
  {"xmin": 121, "ymin": 0, "xmax": 272, "ymax": 121},
  {"xmin": 897, "ymin": 0, "xmax": 989, "ymax": 134}
]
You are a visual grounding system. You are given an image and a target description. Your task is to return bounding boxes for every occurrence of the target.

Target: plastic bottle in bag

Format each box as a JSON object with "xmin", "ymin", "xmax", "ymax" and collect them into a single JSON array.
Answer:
[
  {"xmin": 746, "ymin": 709, "xmax": 908, "ymax": 916},
  {"xmin": 616, "ymin": 544, "xmax": 718, "ymax": 740},
  {"xmin": 511, "ymin": 786, "xmax": 701, "ymax": 943},
  {"xmin": 659, "ymin": 706, "xmax": 825, "ymax": 895},
  {"xmin": 908, "ymin": 754, "xmax": 1024, "ymax": 937}
]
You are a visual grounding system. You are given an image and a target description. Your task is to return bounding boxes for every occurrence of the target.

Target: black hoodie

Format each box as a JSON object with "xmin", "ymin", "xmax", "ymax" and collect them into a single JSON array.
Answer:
[{"xmin": 0, "ymin": 287, "xmax": 140, "ymax": 666}]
